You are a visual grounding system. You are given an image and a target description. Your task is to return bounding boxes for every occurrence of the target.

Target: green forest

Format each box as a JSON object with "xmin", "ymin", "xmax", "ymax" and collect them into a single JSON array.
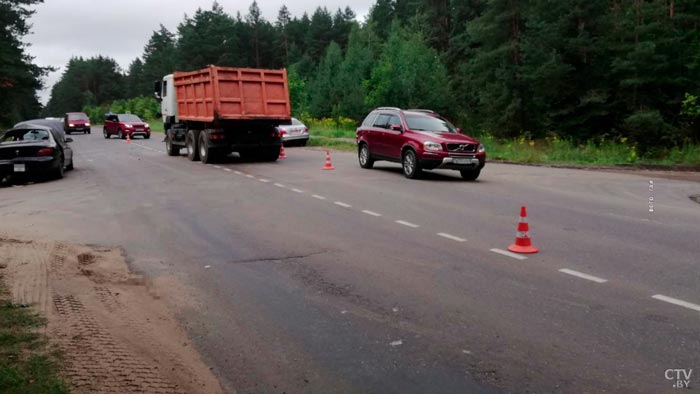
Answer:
[{"xmin": 3, "ymin": 0, "xmax": 700, "ymax": 161}]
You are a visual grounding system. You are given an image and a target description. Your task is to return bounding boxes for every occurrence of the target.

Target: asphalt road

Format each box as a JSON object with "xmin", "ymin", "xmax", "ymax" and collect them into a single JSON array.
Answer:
[{"xmin": 1, "ymin": 130, "xmax": 699, "ymax": 393}]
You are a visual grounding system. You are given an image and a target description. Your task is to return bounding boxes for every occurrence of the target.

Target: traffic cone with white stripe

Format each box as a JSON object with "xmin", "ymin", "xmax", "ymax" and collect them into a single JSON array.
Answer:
[
  {"xmin": 323, "ymin": 150, "xmax": 335, "ymax": 170},
  {"xmin": 508, "ymin": 206, "xmax": 538, "ymax": 254},
  {"xmin": 279, "ymin": 131, "xmax": 287, "ymax": 159}
]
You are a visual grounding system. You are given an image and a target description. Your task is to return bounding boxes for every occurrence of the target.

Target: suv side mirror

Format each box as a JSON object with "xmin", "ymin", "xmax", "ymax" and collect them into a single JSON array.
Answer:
[
  {"xmin": 456, "ymin": 127, "xmax": 463, "ymax": 134},
  {"xmin": 390, "ymin": 124, "xmax": 403, "ymax": 132}
]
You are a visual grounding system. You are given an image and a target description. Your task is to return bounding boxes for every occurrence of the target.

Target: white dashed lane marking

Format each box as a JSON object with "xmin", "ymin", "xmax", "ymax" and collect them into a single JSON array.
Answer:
[
  {"xmin": 291, "ymin": 188, "xmax": 304, "ymax": 193},
  {"xmin": 362, "ymin": 210, "xmax": 382, "ymax": 217},
  {"xmin": 223, "ymin": 168, "xmax": 232, "ymax": 172},
  {"xmin": 489, "ymin": 248, "xmax": 528, "ymax": 260},
  {"xmin": 213, "ymin": 165, "xmax": 222, "ymax": 169},
  {"xmin": 334, "ymin": 201, "xmax": 352, "ymax": 208},
  {"xmin": 274, "ymin": 183, "xmax": 286, "ymax": 188},
  {"xmin": 558, "ymin": 269, "xmax": 608, "ymax": 283},
  {"xmin": 234, "ymin": 170, "xmax": 243, "ymax": 175},
  {"xmin": 395, "ymin": 220, "xmax": 419, "ymax": 228},
  {"xmin": 652, "ymin": 295, "xmax": 700, "ymax": 313},
  {"xmin": 259, "ymin": 179, "xmax": 270, "ymax": 183},
  {"xmin": 437, "ymin": 233, "xmax": 466, "ymax": 242},
  {"xmin": 246, "ymin": 174, "xmax": 255, "ymax": 178},
  {"xmin": 312, "ymin": 195, "xmax": 327, "ymax": 200}
]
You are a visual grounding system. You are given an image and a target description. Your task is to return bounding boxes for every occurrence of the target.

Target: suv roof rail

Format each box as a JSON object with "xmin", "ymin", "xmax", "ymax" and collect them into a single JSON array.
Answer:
[
  {"xmin": 406, "ymin": 109, "xmax": 436, "ymax": 113},
  {"xmin": 375, "ymin": 107, "xmax": 402, "ymax": 111}
]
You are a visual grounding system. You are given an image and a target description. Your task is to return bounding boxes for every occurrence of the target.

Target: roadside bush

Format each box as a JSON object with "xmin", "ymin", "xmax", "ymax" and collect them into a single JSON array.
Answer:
[
  {"xmin": 623, "ymin": 110, "xmax": 677, "ymax": 158},
  {"xmin": 83, "ymin": 96, "xmax": 160, "ymax": 123}
]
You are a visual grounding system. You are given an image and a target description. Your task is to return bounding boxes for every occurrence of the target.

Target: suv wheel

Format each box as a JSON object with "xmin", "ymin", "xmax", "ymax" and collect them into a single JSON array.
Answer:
[
  {"xmin": 402, "ymin": 149, "xmax": 422, "ymax": 179},
  {"xmin": 118, "ymin": 129, "xmax": 124, "ymax": 139},
  {"xmin": 358, "ymin": 143, "xmax": 374, "ymax": 169},
  {"xmin": 460, "ymin": 169, "xmax": 481, "ymax": 181},
  {"xmin": 103, "ymin": 128, "xmax": 109, "ymax": 139}
]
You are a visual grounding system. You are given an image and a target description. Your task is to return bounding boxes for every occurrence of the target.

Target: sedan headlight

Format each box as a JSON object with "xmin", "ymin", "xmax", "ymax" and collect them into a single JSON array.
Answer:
[
  {"xmin": 424, "ymin": 141, "xmax": 442, "ymax": 151},
  {"xmin": 478, "ymin": 143, "xmax": 486, "ymax": 153}
]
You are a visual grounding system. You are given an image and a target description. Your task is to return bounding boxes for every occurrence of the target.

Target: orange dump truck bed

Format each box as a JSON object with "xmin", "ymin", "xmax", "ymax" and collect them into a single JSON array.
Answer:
[{"xmin": 174, "ymin": 66, "xmax": 291, "ymax": 122}]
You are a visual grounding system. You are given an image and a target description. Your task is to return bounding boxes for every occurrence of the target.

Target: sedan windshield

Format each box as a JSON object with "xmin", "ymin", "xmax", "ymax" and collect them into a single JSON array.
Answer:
[
  {"xmin": 405, "ymin": 114, "xmax": 457, "ymax": 133},
  {"xmin": 119, "ymin": 114, "xmax": 142, "ymax": 122},
  {"xmin": 67, "ymin": 113, "xmax": 88, "ymax": 120},
  {"xmin": 0, "ymin": 129, "xmax": 51, "ymax": 143}
]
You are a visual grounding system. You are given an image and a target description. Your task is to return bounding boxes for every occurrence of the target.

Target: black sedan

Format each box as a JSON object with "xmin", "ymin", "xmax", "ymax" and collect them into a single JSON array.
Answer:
[{"xmin": 0, "ymin": 119, "xmax": 74, "ymax": 181}]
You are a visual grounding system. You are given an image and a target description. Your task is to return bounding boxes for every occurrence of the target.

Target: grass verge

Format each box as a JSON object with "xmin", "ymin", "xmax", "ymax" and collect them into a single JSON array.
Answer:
[
  {"xmin": 0, "ymin": 284, "xmax": 69, "ymax": 393},
  {"xmin": 308, "ymin": 136, "xmax": 356, "ymax": 151}
]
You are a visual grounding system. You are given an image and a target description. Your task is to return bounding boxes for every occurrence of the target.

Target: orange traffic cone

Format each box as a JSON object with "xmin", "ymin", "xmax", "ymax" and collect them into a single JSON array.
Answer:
[
  {"xmin": 508, "ymin": 206, "xmax": 539, "ymax": 254},
  {"xmin": 279, "ymin": 144, "xmax": 287, "ymax": 159},
  {"xmin": 126, "ymin": 133, "xmax": 131, "ymax": 144},
  {"xmin": 323, "ymin": 150, "xmax": 335, "ymax": 170}
]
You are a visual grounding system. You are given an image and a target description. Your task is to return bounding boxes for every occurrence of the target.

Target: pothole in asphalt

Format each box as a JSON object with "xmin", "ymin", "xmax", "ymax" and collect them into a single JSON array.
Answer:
[{"xmin": 690, "ymin": 195, "xmax": 700, "ymax": 204}]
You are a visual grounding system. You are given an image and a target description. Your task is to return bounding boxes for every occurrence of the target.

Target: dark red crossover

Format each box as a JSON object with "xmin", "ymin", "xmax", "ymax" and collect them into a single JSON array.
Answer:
[
  {"xmin": 103, "ymin": 113, "xmax": 151, "ymax": 139},
  {"xmin": 64, "ymin": 112, "xmax": 91, "ymax": 134},
  {"xmin": 356, "ymin": 108, "xmax": 486, "ymax": 180}
]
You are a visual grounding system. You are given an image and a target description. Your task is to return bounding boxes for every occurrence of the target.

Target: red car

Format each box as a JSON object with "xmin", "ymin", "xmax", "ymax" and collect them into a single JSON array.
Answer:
[
  {"xmin": 64, "ymin": 112, "xmax": 91, "ymax": 134},
  {"xmin": 356, "ymin": 108, "xmax": 486, "ymax": 180},
  {"xmin": 103, "ymin": 113, "xmax": 151, "ymax": 139}
]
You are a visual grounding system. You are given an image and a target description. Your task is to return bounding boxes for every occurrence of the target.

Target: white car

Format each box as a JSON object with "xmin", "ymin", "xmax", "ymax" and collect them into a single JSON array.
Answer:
[{"xmin": 279, "ymin": 118, "xmax": 309, "ymax": 146}]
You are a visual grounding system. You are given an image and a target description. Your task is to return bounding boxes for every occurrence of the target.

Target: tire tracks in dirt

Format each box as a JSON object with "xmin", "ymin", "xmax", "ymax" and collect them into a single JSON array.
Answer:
[{"xmin": 0, "ymin": 235, "xmax": 224, "ymax": 394}]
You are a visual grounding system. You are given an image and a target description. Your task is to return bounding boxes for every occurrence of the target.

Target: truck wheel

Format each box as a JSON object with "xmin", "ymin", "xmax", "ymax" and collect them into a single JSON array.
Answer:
[
  {"xmin": 262, "ymin": 148, "xmax": 280, "ymax": 162},
  {"xmin": 186, "ymin": 130, "xmax": 200, "ymax": 161},
  {"xmin": 199, "ymin": 133, "xmax": 213, "ymax": 164},
  {"xmin": 166, "ymin": 138, "xmax": 180, "ymax": 156}
]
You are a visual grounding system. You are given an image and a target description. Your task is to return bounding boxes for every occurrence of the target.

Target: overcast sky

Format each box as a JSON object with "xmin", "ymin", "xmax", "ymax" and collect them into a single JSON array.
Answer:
[{"xmin": 25, "ymin": 0, "xmax": 373, "ymax": 105}]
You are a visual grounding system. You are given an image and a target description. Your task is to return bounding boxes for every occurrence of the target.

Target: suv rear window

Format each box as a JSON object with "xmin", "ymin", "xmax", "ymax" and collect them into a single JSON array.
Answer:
[{"xmin": 362, "ymin": 112, "xmax": 379, "ymax": 127}]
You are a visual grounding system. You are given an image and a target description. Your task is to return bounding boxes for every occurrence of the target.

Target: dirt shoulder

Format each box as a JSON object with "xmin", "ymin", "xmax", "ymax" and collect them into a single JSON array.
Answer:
[
  {"xmin": 0, "ymin": 235, "xmax": 224, "ymax": 394},
  {"xmin": 489, "ymin": 160, "xmax": 700, "ymax": 182}
]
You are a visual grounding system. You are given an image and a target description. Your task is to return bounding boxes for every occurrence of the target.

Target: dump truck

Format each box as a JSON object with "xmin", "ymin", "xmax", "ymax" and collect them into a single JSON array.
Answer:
[{"xmin": 154, "ymin": 65, "xmax": 291, "ymax": 163}]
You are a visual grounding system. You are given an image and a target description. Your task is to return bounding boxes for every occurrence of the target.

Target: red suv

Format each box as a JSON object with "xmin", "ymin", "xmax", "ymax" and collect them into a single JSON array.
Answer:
[
  {"xmin": 64, "ymin": 112, "xmax": 91, "ymax": 134},
  {"xmin": 103, "ymin": 113, "xmax": 151, "ymax": 139},
  {"xmin": 356, "ymin": 108, "xmax": 486, "ymax": 180}
]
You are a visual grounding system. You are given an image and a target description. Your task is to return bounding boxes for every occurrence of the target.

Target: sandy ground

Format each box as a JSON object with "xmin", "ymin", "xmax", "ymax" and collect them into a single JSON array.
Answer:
[{"xmin": 0, "ymin": 234, "xmax": 224, "ymax": 394}]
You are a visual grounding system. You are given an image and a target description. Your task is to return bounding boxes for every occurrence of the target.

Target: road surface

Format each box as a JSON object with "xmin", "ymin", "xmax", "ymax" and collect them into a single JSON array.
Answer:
[{"xmin": 1, "ymin": 130, "xmax": 698, "ymax": 393}]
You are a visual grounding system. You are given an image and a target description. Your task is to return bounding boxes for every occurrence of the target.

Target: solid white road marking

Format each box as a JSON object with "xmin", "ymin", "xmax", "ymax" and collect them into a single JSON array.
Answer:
[
  {"xmin": 259, "ymin": 179, "xmax": 270, "ymax": 183},
  {"xmin": 334, "ymin": 201, "xmax": 352, "ymax": 208},
  {"xmin": 437, "ymin": 233, "xmax": 466, "ymax": 242},
  {"xmin": 223, "ymin": 168, "xmax": 232, "ymax": 172},
  {"xmin": 558, "ymin": 269, "xmax": 608, "ymax": 283},
  {"xmin": 652, "ymin": 295, "xmax": 700, "ymax": 313},
  {"xmin": 362, "ymin": 210, "xmax": 382, "ymax": 217},
  {"xmin": 395, "ymin": 220, "xmax": 419, "ymax": 228},
  {"xmin": 489, "ymin": 248, "xmax": 528, "ymax": 260},
  {"xmin": 291, "ymin": 188, "xmax": 304, "ymax": 193},
  {"xmin": 312, "ymin": 195, "xmax": 327, "ymax": 200}
]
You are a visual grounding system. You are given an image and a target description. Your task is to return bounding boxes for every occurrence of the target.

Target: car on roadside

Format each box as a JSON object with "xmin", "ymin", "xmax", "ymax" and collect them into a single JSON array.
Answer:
[
  {"xmin": 279, "ymin": 117, "xmax": 309, "ymax": 146},
  {"xmin": 103, "ymin": 113, "xmax": 151, "ymax": 139},
  {"xmin": 356, "ymin": 107, "xmax": 485, "ymax": 180},
  {"xmin": 1, "ymin": 119, "xmax": 74, "ymax": 181},
  {"xmin": 64, "ymin": 112, "xmax": 91, "ymax": 134}
]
